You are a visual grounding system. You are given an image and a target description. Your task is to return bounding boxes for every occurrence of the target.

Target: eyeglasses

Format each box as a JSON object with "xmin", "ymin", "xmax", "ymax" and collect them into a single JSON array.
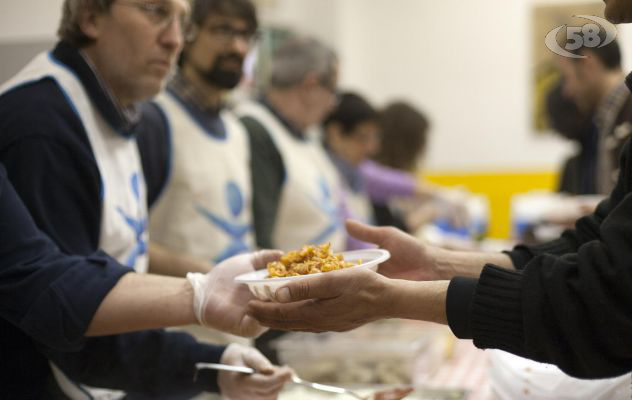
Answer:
[
  {"xmin": 205, "ymin": 24, "xmax": 259, "ymax": 46},
  {"xmin": 115, "ymin": 0, "xmax": 190, "ymax": 31}
]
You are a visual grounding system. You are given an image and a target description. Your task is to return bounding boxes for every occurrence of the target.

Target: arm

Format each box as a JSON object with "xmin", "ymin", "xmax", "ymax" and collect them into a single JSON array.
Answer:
[
  {"xmin": 46, "ymin": 250, "xmax": 288, "ymax": 397},
  {"xmin": 249, "ymin": 191, "xmax": 632, "ymax": 379},
  {"xmin": 359, "ymin": 160, "xmax": 418, "ymax": 204},
  {"xmin": 345, "ymin": 219, "xmax": 513, "ymax": 281},
  {"xmin": 0, "ymin": 164, "xmax": 130, "ymax": 351},
  {"xmin": 85, "ymin": 272, "xmax": 196, "ymax": 336},
  {"xmin": 241, "ymin": 116, "xmax": 285, "ymax": 249}
]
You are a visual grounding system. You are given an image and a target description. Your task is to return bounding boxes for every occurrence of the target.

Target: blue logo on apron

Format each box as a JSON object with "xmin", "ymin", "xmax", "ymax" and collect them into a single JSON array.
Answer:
[
  {"xmin": 308, "ymin": 176, "xmax": 343, "ymax": 245},
  {"xmin": 116, "ymin": 172, "xmax": 148, "ymax": 268},
  {"xmin": 196, "ymin": 181, "xmax": 252, "ymax": 263}
]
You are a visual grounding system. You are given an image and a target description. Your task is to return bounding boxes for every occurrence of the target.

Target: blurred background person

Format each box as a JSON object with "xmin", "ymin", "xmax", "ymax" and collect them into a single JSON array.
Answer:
[
  {"xmin": 561, "ymin": 34, "xmax": 631, "ymax": 195},
  {"xmin": 373, "ymin": 101, "xmax": 472, "ymax": 238},
  {"xmin": 236, "ymin": 36, "xmax": 345, "ymax": 253},
  {"xmin": 547, "ymin": 80, "xmax": 597, "ymax": 196},
  {"xmin": 322, "ymin": 91, "xmax": 380, "ymax": 249}
]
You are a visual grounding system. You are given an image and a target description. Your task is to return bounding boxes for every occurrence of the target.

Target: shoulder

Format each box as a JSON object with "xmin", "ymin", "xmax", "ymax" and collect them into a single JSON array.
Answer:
[{"xmin": 0, "ymin": 78, "xmax": 90, "ymax": 151}]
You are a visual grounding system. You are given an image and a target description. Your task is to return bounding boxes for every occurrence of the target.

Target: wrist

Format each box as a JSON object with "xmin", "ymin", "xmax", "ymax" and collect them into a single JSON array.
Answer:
[{"xmin": 386, "ymin": 279, "xmax": 449, "ymax": 324}]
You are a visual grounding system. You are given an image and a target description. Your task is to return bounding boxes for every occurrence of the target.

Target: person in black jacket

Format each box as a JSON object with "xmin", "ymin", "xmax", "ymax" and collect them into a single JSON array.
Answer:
[{"xmin": 246, "ymin": 0, "xmax": 632, "ymax": 380}]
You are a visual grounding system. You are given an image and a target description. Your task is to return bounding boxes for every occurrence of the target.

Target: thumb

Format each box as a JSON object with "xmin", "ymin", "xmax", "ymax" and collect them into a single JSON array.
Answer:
[
  {"xmin": 242, "ymin": 347, "xmax": 274, "ymax": 374},
  {"xmin": 251, "ymin": 249, "xmax": 283, "ymax": 270},
  {"xmin": 345, "ymin": 219, "xmax": 384, "ymax": 245},
  {"xmin": 239, "ymin": 315, "xmax": 269, "ymax": 338},
  {"xmin": 275, "ymin": 274, "xmax": 336, "ymax": 303}
]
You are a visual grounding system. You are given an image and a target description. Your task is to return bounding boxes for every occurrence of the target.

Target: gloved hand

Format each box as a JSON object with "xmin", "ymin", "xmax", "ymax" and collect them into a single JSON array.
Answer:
[
  {"xmin": 218, "ymin": 344, "xmax": 293, "ymax": 400},
  {"xmin": 187, "ymin": 250, "xmax": 281, "ymax": 337}
]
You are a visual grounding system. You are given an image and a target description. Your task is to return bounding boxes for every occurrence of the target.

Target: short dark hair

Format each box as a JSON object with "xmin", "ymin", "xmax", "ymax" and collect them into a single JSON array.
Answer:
[
  {"xmin": 323, "ymin": 92, "xmax": 378, "ymax": 135},
  {"xmin": 191, "ymin": 0, "xmax": 258, "ymax": 34},
  {"xmin": 375, "ymin": 101, "xmax": 429, "ymax": 171},
  {"xmin": 570, "ymin": 30, "xmax": 621, "ymax": 70}
]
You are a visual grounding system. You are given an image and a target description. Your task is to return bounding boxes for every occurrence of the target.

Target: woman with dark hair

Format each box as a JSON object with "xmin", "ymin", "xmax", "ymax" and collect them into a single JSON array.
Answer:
[
  {"xmin": 371, "ymin": 101, "xmax": 469, "ymax": 234},
  {"xmin": 322, "ymin": 93, "xmax": 462, "ymax": 246}
]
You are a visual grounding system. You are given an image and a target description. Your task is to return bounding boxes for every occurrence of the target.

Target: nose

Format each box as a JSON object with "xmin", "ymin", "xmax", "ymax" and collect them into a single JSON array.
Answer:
[
  {"xmin": 160, "ymin": 17, "xmax": 185, "ymax": 54},
  {"xmin": 229, "ymin": 35, "xmax": 250, "ymax": 56}
]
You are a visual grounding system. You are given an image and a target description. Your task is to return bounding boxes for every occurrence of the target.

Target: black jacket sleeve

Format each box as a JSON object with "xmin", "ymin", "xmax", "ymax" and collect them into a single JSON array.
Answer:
[{"xmin": 448, "ymin": 140, "xmax": 632, "ymax": 379}]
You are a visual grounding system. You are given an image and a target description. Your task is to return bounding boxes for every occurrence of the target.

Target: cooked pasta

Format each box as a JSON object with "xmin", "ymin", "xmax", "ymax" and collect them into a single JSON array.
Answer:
[{"xmin": 267, "ymin": 243, "xmax": 358, "ymax": 278}]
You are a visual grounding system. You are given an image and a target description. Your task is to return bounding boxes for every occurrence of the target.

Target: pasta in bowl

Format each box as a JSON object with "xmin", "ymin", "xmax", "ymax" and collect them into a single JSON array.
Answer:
[{"xmin": 235, "ymin": 245, "xmax": 390, "ymax": 301}]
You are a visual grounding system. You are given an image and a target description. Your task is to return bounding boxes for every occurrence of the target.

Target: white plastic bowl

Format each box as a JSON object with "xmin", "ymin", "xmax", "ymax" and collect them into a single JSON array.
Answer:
[{"xmin": 235, "ymin": 248, "xmax": 390, "ymax": 301}]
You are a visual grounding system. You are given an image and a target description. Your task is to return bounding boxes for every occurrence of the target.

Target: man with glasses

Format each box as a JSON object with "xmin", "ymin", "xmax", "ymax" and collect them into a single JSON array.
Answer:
[
  {"xmin": 236, "ymin": 36, "xmax": 346, "ymax": 255},
  {"xmin": 140, "ymin": 0, "xmax": 259, "ymax": 272},
  {"xmin": 0, "ymin": 0, "xmax": 288, "ymax": 398}
]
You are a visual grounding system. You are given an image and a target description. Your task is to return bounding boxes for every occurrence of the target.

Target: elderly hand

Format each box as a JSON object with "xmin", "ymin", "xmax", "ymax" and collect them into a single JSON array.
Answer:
[
  {"xmin": 346, "ymin": 220, "xmax": 443, "ymax": 281},
  {"xmin": 219, "ymin": 344, "xmax": 293, "ymax": 400},
  {"xmin": 187, "ymin": 250, "xmax": 282, "ymax": 337},
  {"xmin": 247, "ymin": 268, "xmax": 394, "ymax": 332}
]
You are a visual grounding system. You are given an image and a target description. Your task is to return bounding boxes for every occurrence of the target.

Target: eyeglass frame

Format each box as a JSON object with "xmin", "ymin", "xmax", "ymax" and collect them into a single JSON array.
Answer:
[
  {"xmin": 202, "ymin": 23, "xmax": 260, "ymax": 46},
  {"xmin": 114, "ymin": 0, "xmax": 191, "ymax": 32}
]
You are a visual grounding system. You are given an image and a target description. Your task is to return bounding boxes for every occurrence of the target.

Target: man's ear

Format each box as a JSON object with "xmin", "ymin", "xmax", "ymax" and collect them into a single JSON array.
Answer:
[{"xmin": 78, "ymin": 6, "xmax": 104, "ymax": 41}]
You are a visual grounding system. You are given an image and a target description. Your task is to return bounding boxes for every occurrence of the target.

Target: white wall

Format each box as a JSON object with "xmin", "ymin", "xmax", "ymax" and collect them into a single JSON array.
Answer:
[
  {"xmin": 0, "ymin": 1, "xmax": 64, "ymax": 42},
  {"xmin": 260, "ymin": 0, "xmax": 632, "ymax": 172},
  {"xmin": 2, "ymin": 0, "xmax": 630, "ymax": 173}
]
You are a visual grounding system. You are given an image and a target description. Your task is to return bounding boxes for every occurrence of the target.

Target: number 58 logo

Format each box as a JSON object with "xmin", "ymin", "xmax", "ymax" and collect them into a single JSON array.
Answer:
[{"xmin": 545, "ymin": 15, "xmax": 617, "ymax": 58}]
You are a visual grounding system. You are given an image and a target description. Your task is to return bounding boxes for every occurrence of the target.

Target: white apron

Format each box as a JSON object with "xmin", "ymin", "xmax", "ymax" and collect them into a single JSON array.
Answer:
[
  {"xmin": 236, "ymin": 101, "xmax": 346, "ymax": 252},
  {"xmin": 150, "ymin": 92, "xmax": 255, "ymax": 264},
  {"xmin": 0, "ymin": 51, "xmax": 149, "ymax": 400}
]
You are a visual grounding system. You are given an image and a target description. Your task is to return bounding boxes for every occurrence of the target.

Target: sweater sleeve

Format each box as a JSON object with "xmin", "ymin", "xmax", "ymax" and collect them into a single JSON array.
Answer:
[
  {"xmin": 447, "ymin": 191, "xmax": 632, "ymax": 378},
  {"xmin": 505, "ymin": 196, "xmax": 611, "ymax": 269},
  {"xmin": 0, "ymin": 164, "xmax": 131, "ymax": 351},
  {"xmin": 359, "ymin": 160, "xmax": 417, "ymax": 205},
  {"xmin": 241, "ymin": 115, "xmax": 285, "ymax": 249},
  {"xmin": 42, "ymin": 331, "xmax": 226, "ymax": 396}
]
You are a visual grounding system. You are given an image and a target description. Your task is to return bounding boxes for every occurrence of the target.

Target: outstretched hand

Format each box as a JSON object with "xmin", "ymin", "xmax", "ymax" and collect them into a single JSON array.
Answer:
[
  {"xmin": 247, "ymin": 268, "xmax": 394, "ymax": 332},
  {"xmin": 346, "ymin": 220, "xmax": 442, "ymax": 281}
]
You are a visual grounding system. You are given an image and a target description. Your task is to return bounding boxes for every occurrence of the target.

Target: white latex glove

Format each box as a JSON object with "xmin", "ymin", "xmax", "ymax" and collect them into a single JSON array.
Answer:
[
  {"xmin": 187, "ymin": 250, "xmax": 281, "ymax": 337},
  {"xmin": 218, "ymin": 344, "xmax": 293, "ymax": 400}
]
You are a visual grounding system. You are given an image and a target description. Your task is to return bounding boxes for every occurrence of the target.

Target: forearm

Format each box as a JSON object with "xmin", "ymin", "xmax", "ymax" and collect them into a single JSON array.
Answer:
[
  {"xmin": 148, "ymin": 242, "xmax": 211, "ymax": 277},
  {"xmin": 432, "ymin": 246, "xmax": 515, "ymax": 279},
  {"xmin": 386, "ymin": 279, "xmax": 450, "ymax": 325},
  {"xmin": 86, "ymin": 273, "xmax": 197, "ymax": 336}
]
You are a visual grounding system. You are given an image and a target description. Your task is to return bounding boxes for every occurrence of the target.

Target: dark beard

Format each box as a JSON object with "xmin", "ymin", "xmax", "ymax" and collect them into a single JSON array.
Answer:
[{"xmin": 200, "ymin": 54, "xmax": 244, "ymax": 89}]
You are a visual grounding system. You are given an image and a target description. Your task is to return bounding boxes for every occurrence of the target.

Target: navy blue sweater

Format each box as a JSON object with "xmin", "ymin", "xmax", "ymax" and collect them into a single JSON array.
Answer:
[{"xmin": 0, "ymin": 42, "xmax": 223, "ymax": 398}]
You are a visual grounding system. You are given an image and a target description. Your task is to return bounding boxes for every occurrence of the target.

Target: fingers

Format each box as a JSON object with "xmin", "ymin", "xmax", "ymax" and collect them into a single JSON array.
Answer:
[
  {"xmin": 237, "ymin": 314, "xmax": 269, "ymax": 338},
  {"xmin": 274, "ymin": 273, "xmax": 338, "ymax": 303},
  {"xmin": 242, "ymin": 347, "xmax": 274, "ymax": 374},
  {"xmin": 247, "ymin": 299, "xmax": 317, "ymax": 331},
  {"xmin": 251, "ymin": 249, "xmax": 284, "ymax": 270},
  {"xmin": 345, "ymin": 219, "xmax": 385, "ymax": 245}
]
